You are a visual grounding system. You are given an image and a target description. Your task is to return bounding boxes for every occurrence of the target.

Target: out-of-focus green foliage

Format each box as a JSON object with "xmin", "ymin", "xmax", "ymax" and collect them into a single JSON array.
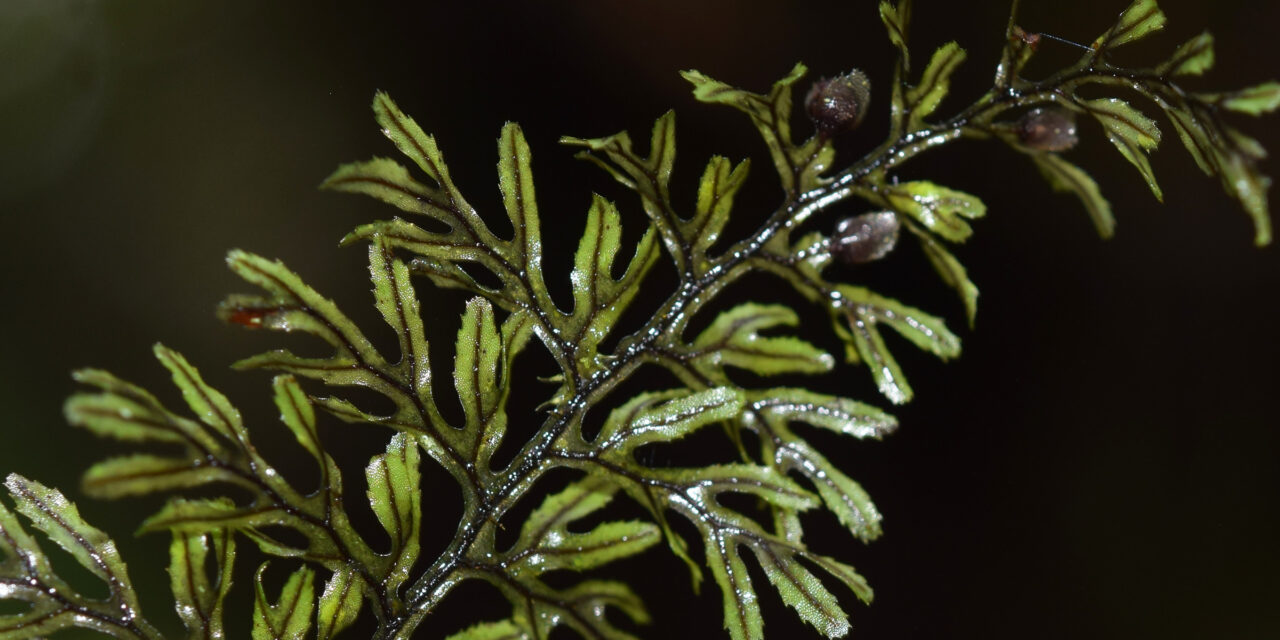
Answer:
[{"xmin": 1, "ymin": 1, "xmax": 1274, "ymax": 638}]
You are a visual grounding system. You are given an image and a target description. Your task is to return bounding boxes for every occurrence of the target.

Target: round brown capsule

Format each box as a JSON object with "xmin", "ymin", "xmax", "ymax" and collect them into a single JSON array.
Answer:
[
  {"xmin": 805, "ymin": 69, "xmax": 872, "ymax": 138},
  {"xmin": 1015, "ymin": 107, "xmax": 1078, "ymax": 152},
  {"xmin": 831, "ymin": 211, "xmax": 900, "ymax": 264}
]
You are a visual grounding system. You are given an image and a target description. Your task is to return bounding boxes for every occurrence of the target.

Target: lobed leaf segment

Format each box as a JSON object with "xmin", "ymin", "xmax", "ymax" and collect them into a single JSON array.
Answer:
[{"xmin": 2, "ymin": 1, "xmax": 1273, "ymax": 638}]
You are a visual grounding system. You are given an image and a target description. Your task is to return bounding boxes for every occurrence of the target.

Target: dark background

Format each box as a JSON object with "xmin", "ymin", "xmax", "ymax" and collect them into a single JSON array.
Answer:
[{"xmin": 2, "ymin": 1, "xmax": 1277, "ymax": 638}]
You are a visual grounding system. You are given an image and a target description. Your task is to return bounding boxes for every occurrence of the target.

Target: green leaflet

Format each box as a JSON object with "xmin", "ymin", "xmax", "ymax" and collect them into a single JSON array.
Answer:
[
  {"xmin": 568, "ymin": 195, "xmax": 661, "ymax": 369},
  {"xmin": 454, "ymin": 298, "xmax": 505, "ymax": 457},
  {"xmin": 222, "ymin": 247, "xmax": 451, "ymax": 433},
  {"xmin": 504, "ymin": 476, "xmax": 659, "ymax": 577},
  {"xmin": 681, "ymin": 65, "xmax": 833, "ymax": 194},
  {"xmin": 1158, "ymin": 31, "xmax": 1214, "ymax": 76},
  {"xmin": 833, "ymin": 284, "xmax": 961, "ymax": 404},
  {"xmin": 506, "ymin": 579, "xmax": 650, "ymax": 640},
  {"xmin": 155, "ymin": 344, "xmax": 245, "ymax": 442},
  {"xmin": 372, "ymin": 91, "xmax": 465, "ymax": 195},
  {"xmin": 562, "ymin": 112, "xmax": 684, "ymax": 269},
  {"xmin": 83, "ymin": 454, "xmax": 246, "ymax": 498},
  {"xmin": 274, "ymin": 375, "xmax": 324, "ymax": 464},
  {"xmin": 223, "ymin": 251, "xmax": 384, "ymax": 368},
  {"xmin": 878, "ymin": 0, "xmax": 912, "ymax": 67},
  {"xmin": 252, "ymin": 563, "xmax": 316, "ymax": 640},
  {"xmin": 1093, "ymin": 0, "xmax": 1165, "ymax": 51},
  {"xmin": 65, "ymin": 368, "xmax": 216, "ymax": 449},
  {"xmin": 1079, "ymin": 98, "xmax": 1163, "ymax": 200},
  {"xmin": 1030, "ymin": 152, "xmax": 1117, "ymax": 239},
  {"xmin": 691, "ymin": 156, "xmax": 750, "ymax": 261},
  {"xmin": 497, "ymin": 122, "xmax": 554, "ymax": 307},
  {"xmin": 649, "ymin": 477, "xmax": 862, "ymax": 640},
  {"xmin": 745, "ymin": 389, "xmax": 894, "ymax": 540},
  {"xmin": 0, "ymin": 475, "xmax": 161, "ymax": 640},
  {"xmin": 747, "ymin": 388, "xmax": 896, "ymax": 441},
  {"xmin": 444, "ymin": 620, "xmax": 526, "ymax": 640},
  {"xmin": 902, "ymin": 220, "xmax": 981, "ymax": 326},
  {"xmin": 880, "ymin": 180, "xmax": 986, "ymax": 243},
  {"xmin": 322, "ymin": 157, "xmax": 452, "ymax": 221},
  {"xmin": 905, "ymin": 41, "xmax": 965, "ymax": 125},
  {"xmin": 141, "ymin": 496, "xmax": 288, "ymax": 534},
  {"xmin": 684, "ymin": 303, "xmax": 834, "ymax": 380},
  {"xmin": 1217, "ymin": 82, "xmax": 1280, "ymax": 116},
  {"xmin": 365, "ymin": 433, "xmax": 422, "ymax": 595},
  {"xmin": 594, "ymin": 387, "xmax": 745, "ymax": 455},
  {"xmin": 169, "ymin": 529, "xmax": 235, "ymax": 640},
  {"xmin": 317, "ymin": 566, "xmax": 364, "ymax": 640},
  {"xmin": 370, "ymin": 239, "xmax": 434, "ymax": 402},
  {"xmin": 1153, "ymin": 94, "xmax": 1274, "ymax": 245}
]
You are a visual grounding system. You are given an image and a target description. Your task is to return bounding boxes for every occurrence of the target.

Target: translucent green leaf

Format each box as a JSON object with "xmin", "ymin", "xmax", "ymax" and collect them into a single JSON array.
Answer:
[
  {"xmin": 1030, "ymin": 152, "xmax": 1116, "ymax": 239},
  {"xmin": 1155, "ymin": 97, "xmax": 1272, "ymax": 245},
  {"xmin": 905, "ymin": 41, "xmax": 965, "ymax": 123},
  {"xmin": 645, "ymin": 464, "xmax": 818, "ymax": 512},
  {"xmin": 83, "ymin": 454, "xmax": 245, "ymax": 498},
  {"xmin": 745, "ymin": 389, "xmax": 893, "ymax": 540},
  {"xmin": 689, "ymin": 155, "xmax": 750, "ymax": 260},
  {"xmin": 568, "ymin": 195, "xmax": 661, "ymax": 366},
  {"xmin": 706, "ymin": 534, "xmax": 762, "ymax": 640},
  {"xmin": 751, "ymin": 546, "xmax": 848, "ymax": 637},
  {"xmin": 369, "ymin": 240, "xmax": 433, "ymax": 402},
  {"xmin": 342, "ymin": 217, "xmax": 501, "ymax": 270},
  {"xmin": 512, "ymin": 579, "xmax": 649, "ymax": 640},
  {"xmin": 451, "ymin": 296, "xmax": 518, "ymax": 469},
  {"xmin": 317, "ymin": 566, "xmax": 364, "ymax": 640},
  {"xmin": 1219, "ymin": 82, "xmax": 1280, "ymax": 116},
  {"xmin": 1080, "ymin": 98, "xmax": 1163, "ymax": 200},
  {"xmin": 497, "ymin": 122, "xmax": 552, "ymax": 305},
  {"xmin": 234, "ymin": 351, "xmax": 367, "ymax": 386},
  {"xmin": 154, "ymin": 344, "xmax": 245, "ymax": 442},
  {"xmin": 911, "ymin": 225, "xmax": 980, "ymax": 326},
  {"xmin": 507, "ymin": 476, "xmax": 659, "ymax": 577},
  {"xmin": 65, "ymin": 370, "xmax": 214, "ymax": 449},
  {"xmin": 409, "ymin": 256, "xmax": 509, "ymax": 308},
  {"xmin": 251, "ymin": 563, "xmax": 315, "ymax": 640},
  {"xmin": 272, "ymin": 375, "xmax": 321, "ymax": 463},
  {"xmin": 688, "ymin": 501, "xmax": 872, "ymax": 640},
  {"xmin": 595, "ymin": 387, "xmax": 745, "ymax": 454},
  {"xmin": 0, "ymin": 475, "xmax": 160, "ymax": 639},
  {"xmin": 1158, "ymin": 31, "xmax": 1214, "ymax": 76},
  {"xmin": 878, "ymin": 0, "xmax": 912, "ymax": 67},
  {"xmin": 882, "ymin": 180, "xmax": 986, "ymax": 242},
  {"xmin": 833, "ymin": 285, "xmax": 961, "ymax": 404},
  {"xmin": 681, "ymin": 65, "xmax": 830, "ymax": 194},
  {"xmin": 223, "ymin": 250, "xmax": 389, "ymax": 370},
  {"xmin": 169, "ymin": 529, "xmax": 235, "ymax": 640},
  {"xmin": 321, "ymin": 157, "xmax": 455, "ymax": 222},
  {"xmin": 1093, "ymin": 0, "xmax": 1165, "ymax": 51},
  {"xmin": 747, "ymin": 388, "xmax": 896, "ymax": 440},
  {"xmin": 365, "ymin": 433, "xmax": 421, "ymax": 594},
  {"xmin": 371, "ymin": 91, "xmax": 469, "ymax": 205},
  {"xmin": 1217, "ymin": 146, "xmax": 1273, "ymax": 247},
  {"xmin": 783, "ymin": 439, "xmax": 882, "ymax": 542},
  {"xmin": 444, "ymin": 620, "xmax": 526, "ymax": 640},
  {"xmin": 562, "ymin": 113, "xmax": 686, "ymax": 267},
  {"xmin": 5, "ymin": 475, "xmax": 139, "ymax": 593},
  {"xmin": 686, "ymin": 303, "xmax": 834, "ymax": 379},
  {"xmin": 804, "ymin": 553, "xmax": 874, "ymax": 605},
  {"xmin": 140, "ymin": 496, "xmax": 294, "ymax": 535}
]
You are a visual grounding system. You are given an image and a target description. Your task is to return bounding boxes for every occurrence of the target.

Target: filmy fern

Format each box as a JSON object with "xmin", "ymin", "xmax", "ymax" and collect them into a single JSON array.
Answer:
[{"xmin": 2, "ymin": 1, "xmax": 1275, "ymax": 638}]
